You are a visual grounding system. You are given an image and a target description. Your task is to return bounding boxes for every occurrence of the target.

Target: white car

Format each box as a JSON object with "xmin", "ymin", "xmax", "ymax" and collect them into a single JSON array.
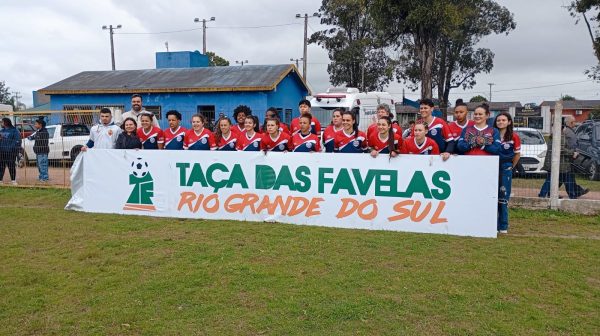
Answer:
[
  {"xmin": 22, "ymin": 124, "xmax": 90, "ymax": 163},
  {"xmin": 514, "ymin": 127, "xmax": 547, "ymax": 175}
]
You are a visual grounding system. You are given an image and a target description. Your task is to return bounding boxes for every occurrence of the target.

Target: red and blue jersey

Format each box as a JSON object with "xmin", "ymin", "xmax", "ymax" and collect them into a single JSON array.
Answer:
[
  {"xmin": 456, "ymin": 125, "xmax": 501, "ymax": 155},
  {"xmin": 334, "ymin": 130, "xmax": 368, "ymax": 153},
  {"xmin": 163, "ymin": 126, "xmax": 187, "ymax": 150},
  {"xmin": 448, "ymin": 120, "xmax": 474, "ymax": 154},
  {"xmin": 236, "ymin": 131, "xmax": 262, "ymax": 151},
  {"xmin": 499, "ymin": 132, "xmax": 521, "ymax": 164},
  {"xmin": 368, "ymin": 131, "xmax": 402, "ymax": 154},
  {"xmin": 366, "ymin": 123, "xmax": 402, "ymax": 139},
  {"xmin": 261, "ymin": 123, "xmax": 290, "ymax": 136},
  {"xmin": 290, "ymin": 116, "xmax": 322, "ymax": 136},
  {"xmin": 401, "ymin": 137, "xmax": 440, "ymax": 155},
  {"xmin": 261, "ymin": 132, "xmax": 291, "ymax": 152},
  {"xmin": 137, "ymin": 126, "xmax": 164, "ymax": 150},
  {"xmin": 216, "ymin": 133, "xmax": 238, "ymax": 151},
  {"xmin": 290, "ymin": 132, "xmax": 321, "ymax": 152},
  {"xmin": 322, "ymin": 125, "xmax": 343, "ymax": 153},
  {"xmin": 184, "ymin": 128, "xmax": 215, "ymax": 150},
  {"xmin": 231, "ymin": 124, "xmax": 245, "ymax": 138},
  {"xmin": 412, "ymin": 117, "xmax": 453, "ymax": 152}
]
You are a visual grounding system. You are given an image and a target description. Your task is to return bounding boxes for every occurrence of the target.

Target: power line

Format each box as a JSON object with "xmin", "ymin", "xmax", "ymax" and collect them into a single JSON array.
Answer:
[{"xmin": 115, "ymin": 22, "xmax": 301, "ymax": 35}]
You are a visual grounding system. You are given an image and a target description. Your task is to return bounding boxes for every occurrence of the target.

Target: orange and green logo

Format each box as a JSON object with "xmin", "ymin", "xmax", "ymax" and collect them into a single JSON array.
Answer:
[{"xmin": 123, "ymin": 157, "xmax": 156, "ymax": 211}]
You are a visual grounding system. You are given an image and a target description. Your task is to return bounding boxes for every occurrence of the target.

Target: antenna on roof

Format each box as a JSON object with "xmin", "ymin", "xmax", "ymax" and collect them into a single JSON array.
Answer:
[{"xmin": 165, "ymin": 42, "xmax": 169, "ymax": 52}]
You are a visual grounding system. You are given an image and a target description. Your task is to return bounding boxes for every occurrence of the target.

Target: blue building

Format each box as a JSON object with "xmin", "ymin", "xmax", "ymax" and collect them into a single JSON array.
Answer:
[{"xmin": 38, "ymin": 51, "xmax": 310, "ymax": 129}]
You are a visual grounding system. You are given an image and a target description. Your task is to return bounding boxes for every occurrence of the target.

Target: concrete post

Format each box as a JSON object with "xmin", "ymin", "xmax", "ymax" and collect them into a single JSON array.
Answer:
[{"xmin": 549, "ymin": 101, "xmax": 562, "ymax": 209}]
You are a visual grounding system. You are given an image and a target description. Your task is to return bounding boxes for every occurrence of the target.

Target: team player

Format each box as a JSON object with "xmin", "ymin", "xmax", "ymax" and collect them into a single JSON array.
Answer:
[
  {"xmin": 412, "ymin": 99, "xmax": 454, "ymax": 159},
  {"xmin": 322, "ymin": 108, "xmax": 344, "ymax": 153},
  {"xmin": 457, "ymin": 103, "xmax": 500, "ymax": 155},
  {"xmin": 232, "ymin": 105, "xmax": 252, "ymax": 137},
  {"xmin": 448, "ymin": 99, "xmax": 474, "ymax": 153},
  {"xmin": 402, "ymin": 122, "xmax": 440, "ymax": 155},
  {"xmin": 184, "ymin": 114, "xmax": 216, "ymax": 150},
  {"xmin": 163, "ymin": 110, "xmax": 187, "ymax": 150},
  {"xmin": 334, "ymin": 110, "xmax": 368, "ymax": 153},
  {"xmin": 214, "ymin": 116, "xmax": 238, "ymax": 151},
  {"xmin": 369, "ymin": 116, "xmax": 401, "ymax": 158},
  {"xmin": 237, "ymin": 116, "xmax": 262, "ymax": 151},
  {"xmin": 495, "ymin": 112, "xmax": 521, "ymax": 234},
  {"xmin": 261, "ymin": 107, "xmax": 290, "ymax": 135},
  {"xmin": 261, "ymin": 117, "xmax": 291, "ymax": 152},
  {"xmin": 290, "ymin": 99, "xmax": 321, "ymax": 137},
  {"xmin": 137, "ymin": 113, "xmax": 164, "ymax": 150},
  {"xmin": 366, "ymin": 104, "xmax": 401, "ymax": 139},
  {"xmin": 290, "ymin": 114, "xmax": 321, "ymax": 152}
]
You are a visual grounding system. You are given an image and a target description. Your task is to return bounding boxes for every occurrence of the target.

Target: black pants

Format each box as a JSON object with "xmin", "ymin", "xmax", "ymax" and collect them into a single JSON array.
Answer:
[{"xmin": 0, "ymin": 151, "xmax": 17, "ymax": 181}]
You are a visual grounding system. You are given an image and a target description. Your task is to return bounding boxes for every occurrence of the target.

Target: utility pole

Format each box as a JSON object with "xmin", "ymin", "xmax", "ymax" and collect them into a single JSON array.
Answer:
[
  {"xmin": 12, "ymin": 91, "xmax": 22, "ymax": 111},
  {"xmin": 290, "ymin": 58, "xmax": 303, "ymax": 69},
  {"xmin": 487, "ymin": 82, "xmax": 495, "ymax": 102},
  {"xmin": 236, "ymin": 60, "xmax": 248, "ymax": 66},
  {"xmin": 102, "ymin": 25, "xmax": 122, "ymax": 71},
  {"xmin": 194, "ymin": 17, "xmax": 216, "ymax": 54},
  {"xmin": 295, "ymin": 13, "xmax": 319, "ymax": 81}
]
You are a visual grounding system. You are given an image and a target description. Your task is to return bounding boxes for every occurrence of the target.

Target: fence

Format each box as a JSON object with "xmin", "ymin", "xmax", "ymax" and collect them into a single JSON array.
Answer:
[{"xmin": 1, "ymin": 109, "xmax": 599, "ymax": 209}]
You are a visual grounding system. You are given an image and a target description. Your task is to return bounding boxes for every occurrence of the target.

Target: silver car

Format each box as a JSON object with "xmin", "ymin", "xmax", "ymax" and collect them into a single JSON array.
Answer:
[{"xmin": 514, "ymin": 127, "xmax": 547, "ymax": 174}]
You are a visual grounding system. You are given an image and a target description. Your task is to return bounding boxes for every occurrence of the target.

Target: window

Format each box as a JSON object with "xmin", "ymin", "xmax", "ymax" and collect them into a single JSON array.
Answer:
[
  {"xmin": 62, "ymin": 104, "xmax": 125, "ymax": 125},
  {"xmin": 144, "ymin": 106, "xmax": 162, "ymax": 120},
  {"xmin": 284, "ymin": 109, "xmax": 292, "ymax": 125},
  {"xmin": 515, "ymin": 130, "xmax": 545, "ymax": 145},
  {"xmin": 197, "ymin": 105, "xmax": 216, "ymax": 131},
  {"xmin": 47, "ymin": 127, "xmax": 56, "ymax": 138},
  {"xmin": 61, "ymin": 124, "xmax": 90, "ymax": 137},
  {"xmin": 575, "ymin": 110, "xmax": 583, "ymax": 115}
]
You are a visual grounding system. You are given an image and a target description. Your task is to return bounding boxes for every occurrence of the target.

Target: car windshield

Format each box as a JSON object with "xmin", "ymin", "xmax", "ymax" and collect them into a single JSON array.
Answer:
[
  {"xmin": 516, "ymin": 130, "xmax": 545, "ymax": 145},
  {"xmin": 61, "ymin": 125, "xmax": 90, "ymax": 136},
  {"xmin": 47, "ymin": 127, "xmax": 56, "ymax": 138}
]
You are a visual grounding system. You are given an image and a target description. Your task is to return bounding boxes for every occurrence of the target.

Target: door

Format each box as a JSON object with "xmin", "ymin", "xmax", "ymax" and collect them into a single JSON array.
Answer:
[
  {"xmin": 46, "ymin": 127, "xmax": 59, "ymax": 160},
  {"xmin": 197, "ymin": 105, "xmax": 216, "ymax": 131}
]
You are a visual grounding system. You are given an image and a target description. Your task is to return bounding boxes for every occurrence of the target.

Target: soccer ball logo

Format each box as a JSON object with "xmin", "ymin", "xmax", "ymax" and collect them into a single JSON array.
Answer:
[{"xmin": 131, "ymin": 157, "xmax": 149, "ymax": 178}]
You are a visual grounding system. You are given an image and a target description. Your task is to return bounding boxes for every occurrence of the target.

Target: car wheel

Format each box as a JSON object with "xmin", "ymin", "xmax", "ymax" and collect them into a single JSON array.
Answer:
[
  {"xmin": 70, "ymin": 145, "xmax": 83, "ymax": 161},
  {"xmin": 589, "ymin": 162, "xmax": 600, "ymax": 181}
]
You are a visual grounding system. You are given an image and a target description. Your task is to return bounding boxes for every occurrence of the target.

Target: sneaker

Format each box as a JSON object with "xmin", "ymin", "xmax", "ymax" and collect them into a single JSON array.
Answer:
[
  {"xmin": 580, "ymin": 188, "xmax": 590, "ymax": 197},
  {"xmin": 498, "ymin": 230, "xmax": 508, "ymax": 234},
  {"xmin": 10, "ymin": 180, "xmax": 18, "ymax": 186}
]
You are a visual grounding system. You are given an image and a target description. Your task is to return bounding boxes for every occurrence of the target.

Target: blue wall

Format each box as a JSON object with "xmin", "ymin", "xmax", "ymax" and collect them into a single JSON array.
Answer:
[{"xmin": 156, "ymin": 51, "xmax": 209, "ymax": 68}]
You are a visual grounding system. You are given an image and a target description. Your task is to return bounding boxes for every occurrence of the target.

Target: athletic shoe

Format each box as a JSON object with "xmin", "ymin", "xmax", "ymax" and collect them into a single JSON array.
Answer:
[{"xmin": 11, "ymin": 180, "xmax": 18, "ymax": 186}]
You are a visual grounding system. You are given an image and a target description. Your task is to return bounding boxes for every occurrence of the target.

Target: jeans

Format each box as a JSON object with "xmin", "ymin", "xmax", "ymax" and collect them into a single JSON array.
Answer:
[
  {"xmin": 538, "ymin": 171, "xmax": 585, "ymax": 199},
  {"xmin": 36, "ymin": 153, "xmax": 49, "ymax": 181},
  {"xmin": 498, "ymin": 163, "xmax": 513, "ymax": 231}
]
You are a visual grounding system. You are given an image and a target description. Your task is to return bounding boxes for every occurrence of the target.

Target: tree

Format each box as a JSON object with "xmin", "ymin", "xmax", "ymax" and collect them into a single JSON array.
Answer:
[
  {"xmin": 560, "ymin": 94, "xmax": 577, "ymax": 101},
  {"xmin": 371, "ymin": 0, "xmax": 515, "ymax": 110},
  {"xmin": 568, "ymin": 1, "xmax": 600, "ymax": 80},
  {"xmin": 590, "ymin": 106, "xmax": 600, "ymax": 119},
  {"xmin": 205, "ymin": 51, "xmax": 229, "ymax": 66},
  {"xmin": 0, "ymin": 81, "xmax": 16, "ymax": 110},
  {"xmin": 309, "ymin": 0, "xmax": 394, "ymax": 91},
  {"xmin": 469, "ymin": 95, "xmax": 488, "ymax": 103}
]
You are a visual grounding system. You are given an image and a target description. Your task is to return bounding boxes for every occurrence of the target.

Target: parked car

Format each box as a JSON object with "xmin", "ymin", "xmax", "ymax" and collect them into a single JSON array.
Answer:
[
  {"xmin": 513, "ymin": 127, "xmax": 547, "ymax": 176},
  {"xmin": 21, "ymin": 123, "xmax": 90, "ymax": 164},
  {"xmin": 572, "ymin": 120, "xmax": 600, "ymax": 180}
]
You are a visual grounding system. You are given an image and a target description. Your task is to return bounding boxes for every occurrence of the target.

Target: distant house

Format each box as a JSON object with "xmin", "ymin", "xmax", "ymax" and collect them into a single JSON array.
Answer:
[
  {"xmin": 540, "ymin": 100, "xmax": 600, "ymax": 124},
  {"xmin": 37, "ymin": 51, "xmax": 310, "ymax": 129}
]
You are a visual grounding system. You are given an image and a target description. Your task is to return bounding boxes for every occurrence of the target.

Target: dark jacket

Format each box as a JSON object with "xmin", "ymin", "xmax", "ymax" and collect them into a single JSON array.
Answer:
[
  {"xmin": 115, "ymin": 132, "xmax": 142, "ymax": 149},
  {"xmin": 29, "ymin": 128, "xmax": 50, "ymax": 154},
  {"xmin": 542, "ymin": 130, "xmax": 574, "ymax": 173},
  {"xmin": 0, "ymin": 126, "xmax": 21, "ymax": 153}
]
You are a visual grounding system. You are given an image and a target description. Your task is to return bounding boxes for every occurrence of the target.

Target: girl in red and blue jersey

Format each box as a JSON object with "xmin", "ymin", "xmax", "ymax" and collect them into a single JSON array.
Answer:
[
  {"xmin": 334, "ymin": 110, "xmax": 367, "ymax": 153},
  {"xmin": 137, "ymin": 113, "xmax": 164, "ymax": 149},
  {"xmin": 411, "ymin": 98, "xmax": 454, "ymax": 160},
  {"xmin": 457, "ymin": 103, "xmax": 501, "ymax": 155},
  {"xmin": 231, "ymin": 105, "xmax": 252, "ymax": 138},
  {"xmin": 290, "ymin": 114, "xmax": 321, "ymax": 152},
  {"xmin": 214, "ymin": 116, "xmax": 238, "ymax": 151},
  {"xmin": 448, "ymin": 99, "xmax": 474, "ymax": 154},
  {"xmin": 260, "ymin": 107, "xmax": 290, "ymax": 135},
  {"xmin": 495, "ymin": 112, "xmax": 521, "ymax": 234},
  {"xmin": 369, "ymin": 116, "xmax": 401, "ymax": 158},
  {"xmin": 261, "ymin": 117, "xmax": 291, "ymax": 152},
  {"xmin": 163, "ymin": 110, "xmax": 187, "ymax": 150},
  {"xmin": 322, "ymin": 108, "xmax": 344, "ymax": 153},
  {"xmin": 184, "ymin": 114, "xmax": 216, "ymax": 150},
  {"xmin": 401, "ymin": 122, "xmax": 440, "ymax": 155},
  {"xmin": 236, "ymin": 116, "xmax": 262, "ymax": 151}
]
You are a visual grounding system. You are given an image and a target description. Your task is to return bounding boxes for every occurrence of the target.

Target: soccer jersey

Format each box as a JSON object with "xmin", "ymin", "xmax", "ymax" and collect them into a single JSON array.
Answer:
[
  {"xmin": 447, "ymin": 120, "xmax": 474, "ymax": 154},
  {"xmin": 368, "ymin": 131, "xmax": 402, "ymax": 154},
  {"xmin": 456, "ymin": 125, "xmax": 501, "ymax": 155},
  {"xmin": 261, "ymin": 123, "xmax": 290, "ymax": 136},
  {"xmin": 216, "ymin": 132, "xmax": 238, "ymax": 151},
  {"xmin": 236, "ymin": 131, "xmax": 262, "ymax": 151},
  {"xmin": 184, "ymin": 128, "xmax": 215, "ymax": 150},
  {"xmin": 290, "ymin": 132, "xmax": 321, "ymax": 152},
  {"xmin": 137, "ymin": 126, "xmax": 164, "ymax": 150},
  {"xmin": 163, "ymin": 126, "xmax": 187, "ymax": 150},
  {"xmin": 402, "ymin": 137, "xmax": 440, "ymax": 155},
  {"xmin": 499, "ymin": 132, "xmax": 521, "ymax": 163},
  {"xmin": 366, "ymin": 123, "xmax": 402, "ymax": 139},
  {"xmin": 290, "ymin": 116, "xmax": 322, "ymax": 136},
  {"xmin": 261, "ymin": 132, "xmax": 291, "ymax": 152},
  {"xmin": 322, "ymin": 125, "xmax": 343, "ymax": 153},
  {"xmin": 412, "ymin": 117, "xmax": 453, "ymax": 152},
  {"xmin": 334, "ymin": 130, "xmax": 368, "ymax": 153},
  {"xmin": 231, "ymin": 124, "xmax": 245, "ymax": 138}
]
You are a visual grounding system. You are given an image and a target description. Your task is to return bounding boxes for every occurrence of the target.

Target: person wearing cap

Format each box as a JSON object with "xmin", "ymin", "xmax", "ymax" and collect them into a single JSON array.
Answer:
[
  {"xmin": 116, "ymin": 94, "xmax": 159, "ymax": 127},
  {"xmin": 290, "ymin": 99, "xmax": 322, "ymax": 138},
  {"xmin": 27, "ymin": 119, "xmax": 50, "ymax": 183}
]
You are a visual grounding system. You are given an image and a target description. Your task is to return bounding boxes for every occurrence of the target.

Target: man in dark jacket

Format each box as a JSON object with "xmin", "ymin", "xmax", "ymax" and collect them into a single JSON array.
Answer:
[
  {"xmin": 0, "ymin": 117, "xmax": 21, "ymax": 185},
  {"xmin": 28, "ymin": 119, "xmax": 50, "ymax": 182}
]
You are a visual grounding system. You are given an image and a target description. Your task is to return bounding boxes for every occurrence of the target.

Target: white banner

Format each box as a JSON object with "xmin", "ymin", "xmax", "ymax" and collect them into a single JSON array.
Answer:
[{"xmin": 66, "ymin": 150, "xmax": 499, "ymax": 238}]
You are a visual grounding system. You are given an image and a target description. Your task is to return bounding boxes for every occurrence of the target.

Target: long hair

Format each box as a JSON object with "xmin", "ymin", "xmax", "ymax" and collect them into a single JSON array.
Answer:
[
  {"xmin": 214, "ymin": 116, "xmax": 232, "ymax": 144},
  {"xmin": 342, "ymin": 110, "xmax": 358, "ymax": 135},
  {"xmin": 120, "ymin": 117, "xmax": 138, "ymax": 133},
  {"xmin": 494, "ymin": 112, "xmax": 514, "ymax": 142},
  {"xmin": 246, "ymin": 115, "xmax": 260, "ymax": 133},
  {"xmin": 330, "ymin": 107, "xmax": 345, "ymax": 126},
  {"xmin": 378, "ymin": 116, "xmax": 396, "ymax": 154}
]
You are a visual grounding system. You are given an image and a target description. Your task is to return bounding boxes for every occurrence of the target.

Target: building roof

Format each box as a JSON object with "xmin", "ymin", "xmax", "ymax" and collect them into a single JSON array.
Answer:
[
  {"xmin": 39, "ymin": 64, "xmax": 309, "ymax": 95},
  {"xmin": 540, "ymin": 100, "xmax": 600, "ymax": 109},
  {"xmin": 22, "ymin": 103, "xmax": 51, "ymax": 112},
  {"xmin": 466, "ymin": 102, "xmax": 522, "ymax": 110}
]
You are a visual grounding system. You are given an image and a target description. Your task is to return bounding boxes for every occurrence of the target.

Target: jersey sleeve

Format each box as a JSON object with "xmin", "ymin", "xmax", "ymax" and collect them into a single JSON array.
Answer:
[
  {"xmin": 513, "ymin": 133, "xmax": 521, "ymax": 153},
  {"xmin": 157, "ymin": 128, "xmax": 165, "ymax": 144},
  {"xmin": 430, "ymin": 139, "xmax": 440, "ymax": 155}
]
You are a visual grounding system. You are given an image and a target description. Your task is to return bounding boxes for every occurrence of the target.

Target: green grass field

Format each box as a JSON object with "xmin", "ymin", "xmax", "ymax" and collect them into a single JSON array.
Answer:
[{"xmin": 1, "ymin": 188, "xmax": 599, "ymax": 335}]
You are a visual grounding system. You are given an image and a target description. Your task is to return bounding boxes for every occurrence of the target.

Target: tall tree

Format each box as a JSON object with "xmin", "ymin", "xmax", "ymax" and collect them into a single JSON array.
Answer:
[
  {"xmin": 205, "ymin": 51, "xmax": 230, "ymax": 66},
  {"xmin": 560, "ymin": 94, "xmax": 577, "ymax": 101},
  {"xmin": 568, "ymin": 0, "xmax": 600, "ymax": 80},
  {"xmin": 0, "ymin": 81, "xmax": 16, "ymax": 110},
  {"xmin": 309, "ymin": 0, "xmax": 394, "ymax": 91},
  {"xmin": 469, "ymin": 95, "xmax": 488, "ymax": 103}
]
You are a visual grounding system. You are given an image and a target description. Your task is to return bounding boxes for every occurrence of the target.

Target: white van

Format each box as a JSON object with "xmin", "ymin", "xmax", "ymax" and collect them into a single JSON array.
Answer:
[{"xmin": 309, "ymin": 88, "xmax": 395, "ymax": 132}]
